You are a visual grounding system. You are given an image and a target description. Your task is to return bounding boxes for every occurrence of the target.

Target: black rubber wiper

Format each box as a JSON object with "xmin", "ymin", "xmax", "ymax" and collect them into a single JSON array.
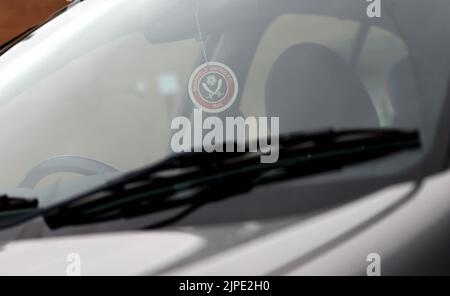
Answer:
[
  {"xmin": 0, "ymin": 195, "xmax": 38, "ymax": 211},
  {"xmin": 43, "ymin": 128, "xmax": 421, "ymax": 229}
]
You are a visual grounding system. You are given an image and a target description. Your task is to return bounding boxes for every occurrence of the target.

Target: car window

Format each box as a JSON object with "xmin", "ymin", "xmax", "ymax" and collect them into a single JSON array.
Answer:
[
  {"xmin": 0, "ymin": 33, "xmax": 199, "ymax": 188},
  {"xmin": 0, "ymin": 0, "xmax": 446, "ymax": 220}
]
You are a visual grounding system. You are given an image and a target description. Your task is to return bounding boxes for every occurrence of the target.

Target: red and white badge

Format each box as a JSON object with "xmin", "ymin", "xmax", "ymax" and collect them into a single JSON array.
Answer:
[{"xmin": 188, "ymin": 62, "xmax": 239, "ymax": 113}]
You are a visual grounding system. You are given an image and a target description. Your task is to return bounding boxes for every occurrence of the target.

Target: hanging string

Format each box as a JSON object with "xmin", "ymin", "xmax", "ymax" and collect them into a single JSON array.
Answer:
[{"xmin": 193, "ymin": 0, "xmax": 209, "ymax": 65}]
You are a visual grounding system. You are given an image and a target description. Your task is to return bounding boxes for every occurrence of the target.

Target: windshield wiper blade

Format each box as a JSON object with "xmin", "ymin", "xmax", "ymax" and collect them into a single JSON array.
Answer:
[
  {"xmin": 43, "ymin": 128, "xmax": 421, "ymax": 229},
  {"xmin": 105, "ymin": 128, "xmax": 421, "ymax": 181},
  {"xmin": 0, "ymin": 195, "xmax": 38, "ymax": 211}
]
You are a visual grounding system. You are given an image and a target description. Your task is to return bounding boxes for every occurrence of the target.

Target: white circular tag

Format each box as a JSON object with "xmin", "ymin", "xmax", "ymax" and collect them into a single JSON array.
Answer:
[{"xmin": 188, "ymin": 62, "xmax": 239, "ymax": 113}]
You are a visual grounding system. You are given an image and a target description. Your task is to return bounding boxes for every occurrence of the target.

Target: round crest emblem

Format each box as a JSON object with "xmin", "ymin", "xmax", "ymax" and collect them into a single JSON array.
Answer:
[{"xmin": 188, "ymin": 62, "xmax": 239, "ymax": 113}]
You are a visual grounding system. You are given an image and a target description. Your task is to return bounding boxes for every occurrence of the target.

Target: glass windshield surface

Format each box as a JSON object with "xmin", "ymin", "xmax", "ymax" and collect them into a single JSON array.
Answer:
[{"xmin": 0, "ymin": 0, "xmax": 448, "ymax": 212}]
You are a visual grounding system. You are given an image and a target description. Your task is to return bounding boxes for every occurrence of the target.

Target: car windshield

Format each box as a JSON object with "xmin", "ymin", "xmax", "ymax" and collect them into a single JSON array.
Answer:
[{"xmin": 0, "ymin": 0, "xmax": 449, "ymax": 216}]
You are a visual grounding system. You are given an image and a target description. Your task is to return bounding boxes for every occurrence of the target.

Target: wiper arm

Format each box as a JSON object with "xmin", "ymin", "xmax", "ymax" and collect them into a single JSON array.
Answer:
[
  {"xmin": 43, "ymin": 128, "xmax": 421, "ymax": 229},
  {"xmin": 0, "ymin": 195, "xmax": 38, "ymax": 211}
]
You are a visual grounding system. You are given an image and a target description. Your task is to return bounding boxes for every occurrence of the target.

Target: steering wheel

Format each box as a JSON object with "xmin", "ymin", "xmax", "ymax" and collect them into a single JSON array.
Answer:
[{"xmin": 19, "ymin": 155, "xmax": 119, "ymax": 189}]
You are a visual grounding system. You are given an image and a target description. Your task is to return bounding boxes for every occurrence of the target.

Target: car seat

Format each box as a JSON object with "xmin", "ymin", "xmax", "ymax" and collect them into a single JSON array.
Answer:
[
  {"xmin": 265, "ymin": 43, "xmax": 380, "ymax": 134},
  {"xmin": 386, "ymin": 57, "xmax": 420, "ymax": 128}
]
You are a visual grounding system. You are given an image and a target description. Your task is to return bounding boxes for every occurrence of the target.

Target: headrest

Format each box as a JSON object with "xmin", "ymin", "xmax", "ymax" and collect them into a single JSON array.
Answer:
[{"xmin": 266, "ymin": 43, "xmax": 379, "ymax": 133}]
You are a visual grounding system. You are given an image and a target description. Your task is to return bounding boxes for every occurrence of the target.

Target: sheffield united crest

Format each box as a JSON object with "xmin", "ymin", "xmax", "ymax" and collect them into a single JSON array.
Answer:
[{"xmin": 188, "ymin": 62, "xmax": 239, "ymax": 113}]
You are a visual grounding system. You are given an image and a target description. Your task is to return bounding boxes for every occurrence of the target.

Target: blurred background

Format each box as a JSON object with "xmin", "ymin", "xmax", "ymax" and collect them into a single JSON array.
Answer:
[{"xmin": 0, "ymin": 0, "xmax": 67, "ymax": 44}]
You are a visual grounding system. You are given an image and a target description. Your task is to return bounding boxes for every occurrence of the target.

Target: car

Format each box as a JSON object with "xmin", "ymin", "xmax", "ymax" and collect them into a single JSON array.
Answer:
[{"xmin": 0, "ymin": 0, "xmax": 449, "ymax": 276}]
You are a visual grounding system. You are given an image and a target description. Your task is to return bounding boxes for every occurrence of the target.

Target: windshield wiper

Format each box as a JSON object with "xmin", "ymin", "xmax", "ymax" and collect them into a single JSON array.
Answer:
[
  {"xmin": 43, "ymin": 128, "xmax": 421, "ymax": 229},
  {"xmin": 0, "ymin": 195, "xmax": 38, "ymax": 211}
]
